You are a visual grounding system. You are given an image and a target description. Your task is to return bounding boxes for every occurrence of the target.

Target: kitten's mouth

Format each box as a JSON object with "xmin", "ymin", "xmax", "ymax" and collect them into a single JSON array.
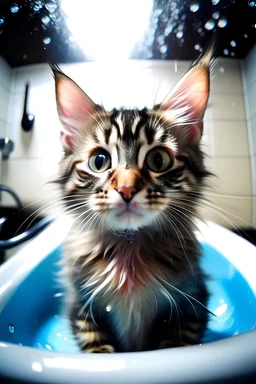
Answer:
[{"xmin": 116, "ymin": 204, "xmax": 143, "ymax": 218}]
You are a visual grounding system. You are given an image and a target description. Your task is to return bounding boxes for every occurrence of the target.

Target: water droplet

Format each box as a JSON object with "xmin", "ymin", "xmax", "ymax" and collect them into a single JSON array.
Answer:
[
  {"xmin": 197, "ymin": 27, "xmax": 203, "ymax": 33},
  {"xmin": 177, "ymin": 24, "xmax": 184, "ymax": 31},
  {"xmin": 23, "ymin": 54, "xmax": 27, "ymax": 59},
  {"xmin": 190, "ymin": 2, "xmax": 200, "ymax": 12},
  {"xmin": 56, "ymin": 332, "xmax": 62, "ymax": 337},
  {"xmin": 164, "ymin": 24, "xmax": 174, "ymax": 36},
  {"xmin": 10, "ymin": 4, "xmax": 19, "ymax": 13},
  {"xmin": 223, "ymin": 48, "xmax": 229, "ymax": 55},
  {"xmin": 252, "ymin": 24, "xmax": 256, "ymax": 29},
  {"xmin": 42, "ymin": 15, "xmax": 50, "ymax": 25},
  {"xmin": 212, "ymin": 11, "xmax": 220, "ymax": 19},
  {"xmin": 204, "ymin": 19, "xmax": 215, "ymax": 30},
  {"xmin": 248, "ymin": 1, "xmax": 255, "ymax": 7},
  {"xmin": 160, "ymin": 44, "xmax": 168, "ymax": 53},
  {"xmin": 219, "ymin": 66, "xmax": 225, "ymax": 73},
  {"xmin": 230, "ymin": 40, "xmax": 236, "ymax": 47},
  {"xmin": 230, "ymin": 51, "xmax": 235, "ymax": 57},
  {"xmin": 0, "ymin": 17, "xmax": 4, "ymax": 25},
  {"xmin": 212, "ymin": 0, "xmax": 220, "ymax": 4},
  {"xmin": 157, "ymin": 35, "xmax": 165, "ymax": 45},
  {"xmin": 154, "ymin": 8, "xmax": 162, "ymax": 17},
  {"xmin": 218, "ymin": 17, "xmax": 228, "ymax": 28},
  {"xmin": 106, "ymin": 305, "xmax": 112, "ymax": 312},
  {"xmin": 43, "ymin": 37, "xmax": 51, "ymax": 45},
  {"xmin": 181, "ymin": 14, "xmax": 186, "ymax": 20},
  {"xmin": 8, "ymin": 324, "xmax": 15, "ymax": 333},
  {"xmin": 33, "ymin": 1, "xmax": 43, "ymax": 12},
  {"xmin": 45, "ymin": 344, "xmax": 52, "ymax": 350},
  {"xmin": 45, "ymin": 0, "xmax": 58, "ymax": 13},
  {"xmin": 176, "ymin": 31, "xmax": 183, "ymax": 39},
  {"xmin": 194, "ymin": 44, "xmax": 201, "ymax": 51},
  {"xmin": 244, "ymin": 33, "xmax": 249, "ymax": 38}
]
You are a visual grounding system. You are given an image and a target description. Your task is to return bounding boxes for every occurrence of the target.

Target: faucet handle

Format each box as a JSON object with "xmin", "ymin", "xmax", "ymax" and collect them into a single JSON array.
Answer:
[{"xmin": 0, "ymin": 138, "xmax": 14, "ymax": 159}]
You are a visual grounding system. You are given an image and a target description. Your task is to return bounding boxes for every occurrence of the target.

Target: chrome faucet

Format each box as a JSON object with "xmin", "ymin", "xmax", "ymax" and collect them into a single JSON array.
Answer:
[{"xmin": 0, "ymin": 138, "xmax": 14, "ymax": 159}]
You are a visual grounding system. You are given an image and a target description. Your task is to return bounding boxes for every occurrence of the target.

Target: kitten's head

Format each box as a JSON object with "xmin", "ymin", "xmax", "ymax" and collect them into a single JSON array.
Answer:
[{"xmin": 54, "ymin": 51, "xmax": 212, "ymax": 234}]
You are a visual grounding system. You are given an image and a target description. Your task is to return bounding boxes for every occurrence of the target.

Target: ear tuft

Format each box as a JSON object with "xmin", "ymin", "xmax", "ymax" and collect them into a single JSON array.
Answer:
[
  {"xmin": 160, "ymin": 47, "xmax": 214, "ymax": 143},
  {"xmin": 51, "ymin": 66, "xmax": 97, "ymax": 152}
]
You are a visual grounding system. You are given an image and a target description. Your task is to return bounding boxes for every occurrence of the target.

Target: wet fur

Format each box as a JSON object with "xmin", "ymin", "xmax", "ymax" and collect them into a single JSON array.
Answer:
[{"xmin": 54, "ymin": 53, "xmax": 213, "ymax": 352}]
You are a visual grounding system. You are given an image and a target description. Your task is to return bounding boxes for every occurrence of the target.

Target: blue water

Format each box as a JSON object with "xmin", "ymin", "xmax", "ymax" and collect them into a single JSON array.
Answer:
[{"xmin": 0, "ymin": 243, "xmax": 255, "ymax": 353}]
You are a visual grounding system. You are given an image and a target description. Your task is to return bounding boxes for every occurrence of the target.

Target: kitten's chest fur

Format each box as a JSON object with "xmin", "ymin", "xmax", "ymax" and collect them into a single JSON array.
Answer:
[{"xmin": 65, "ymin": 227, "xmax": 199, "ymax": 351}]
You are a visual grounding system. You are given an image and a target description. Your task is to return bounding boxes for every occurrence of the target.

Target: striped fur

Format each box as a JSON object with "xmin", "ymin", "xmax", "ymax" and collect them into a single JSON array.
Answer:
[{"xmin": 54, "ymin": 51, "xmax": 213, "ymax": 352}]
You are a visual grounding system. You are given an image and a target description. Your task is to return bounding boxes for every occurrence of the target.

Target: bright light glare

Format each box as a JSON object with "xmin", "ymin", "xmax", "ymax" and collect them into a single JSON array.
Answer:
[{"xmin": 61, "ymin": 0, "xmax": 153, "ymax": 60}]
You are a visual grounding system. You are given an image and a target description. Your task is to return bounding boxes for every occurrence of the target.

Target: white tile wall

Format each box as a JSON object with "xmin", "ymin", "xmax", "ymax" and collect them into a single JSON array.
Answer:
[
  {"xmin": 0, "ymin": 57, "xmax": 12, "ymax": 136},
  {"xmin": 242, "ymin": 44, "xmax": 256, "ymax": 226},
  {"xmin": 0, "ymin": 57, "xmax": 252, "ymax": 228}
]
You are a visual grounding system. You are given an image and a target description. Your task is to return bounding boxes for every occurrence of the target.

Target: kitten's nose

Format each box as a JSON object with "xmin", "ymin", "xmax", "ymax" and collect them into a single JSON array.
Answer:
[{"xmin": 116, "ymin": 186, "xmax": 137, "ymax": 203}]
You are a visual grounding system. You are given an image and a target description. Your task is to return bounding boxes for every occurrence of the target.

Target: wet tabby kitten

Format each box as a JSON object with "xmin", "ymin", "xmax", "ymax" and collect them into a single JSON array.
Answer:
[{"xmin": 53, "ymin": 50, "xmax": 212, "ymax": 353}]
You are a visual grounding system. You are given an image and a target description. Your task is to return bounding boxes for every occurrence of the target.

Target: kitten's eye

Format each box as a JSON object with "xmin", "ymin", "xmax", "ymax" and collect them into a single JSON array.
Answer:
[
  {"xmin": 88, "ymin": 149, "xmax": 111, "ymax": 173},
  {"xmin": 146, "ymin": 148, "xmax": 173, "ymax": 173}
]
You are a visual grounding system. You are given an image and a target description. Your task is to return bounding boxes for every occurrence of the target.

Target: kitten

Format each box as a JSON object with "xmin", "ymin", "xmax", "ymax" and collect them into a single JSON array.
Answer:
[{"xmin": 53, "ymin": 49, "xmax": 212, "ymax": 353}]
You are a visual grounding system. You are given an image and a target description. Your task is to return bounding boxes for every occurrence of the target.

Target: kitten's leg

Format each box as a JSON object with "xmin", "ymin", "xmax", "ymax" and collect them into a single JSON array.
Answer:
[
  {"xmin": 157, "ymin": 279, "xmax": 209, "ymax": 349},
  {"xmin": 70, "ymin": 303, "xmax": 115, "ymax": 353},
  {"xmin": 158, "ymin": 314, "xmax": 206, "ymax": 349}
]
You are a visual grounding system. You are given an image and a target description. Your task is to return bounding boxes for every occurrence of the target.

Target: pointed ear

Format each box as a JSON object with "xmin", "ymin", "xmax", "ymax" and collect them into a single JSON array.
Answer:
[
  {"xmin": 160, "ymin": 49, "xmax": 212, "ymax": 143},
  {"xmin": 52, "ymin": 68, "xmax": 97, "ymax": 152}
]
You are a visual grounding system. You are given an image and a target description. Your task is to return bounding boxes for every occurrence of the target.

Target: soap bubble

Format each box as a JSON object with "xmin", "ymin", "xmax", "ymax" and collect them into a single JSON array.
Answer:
[
  {"xmin": 230, "ymin": 40, "xmax": 236, "ymax": 47},
  {"xmin": 223, "ymin": 49, "xmax": 229, "ymax": 55}
]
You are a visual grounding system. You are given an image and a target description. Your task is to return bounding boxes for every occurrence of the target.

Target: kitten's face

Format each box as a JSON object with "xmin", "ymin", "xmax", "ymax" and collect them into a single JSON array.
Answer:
[{"xmin": 54, "ymin": 52, "xmax": 211, "ymax": 233}]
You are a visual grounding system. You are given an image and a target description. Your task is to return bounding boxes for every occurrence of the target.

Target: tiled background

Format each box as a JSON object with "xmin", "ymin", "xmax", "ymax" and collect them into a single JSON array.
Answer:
[
  {"xmin": 242, "ymin": 45, "xmax": 256, "ymax": 227},
  {"xmin": 0, "ymin": 49, "xmax": 255, "ymax": 229}
]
